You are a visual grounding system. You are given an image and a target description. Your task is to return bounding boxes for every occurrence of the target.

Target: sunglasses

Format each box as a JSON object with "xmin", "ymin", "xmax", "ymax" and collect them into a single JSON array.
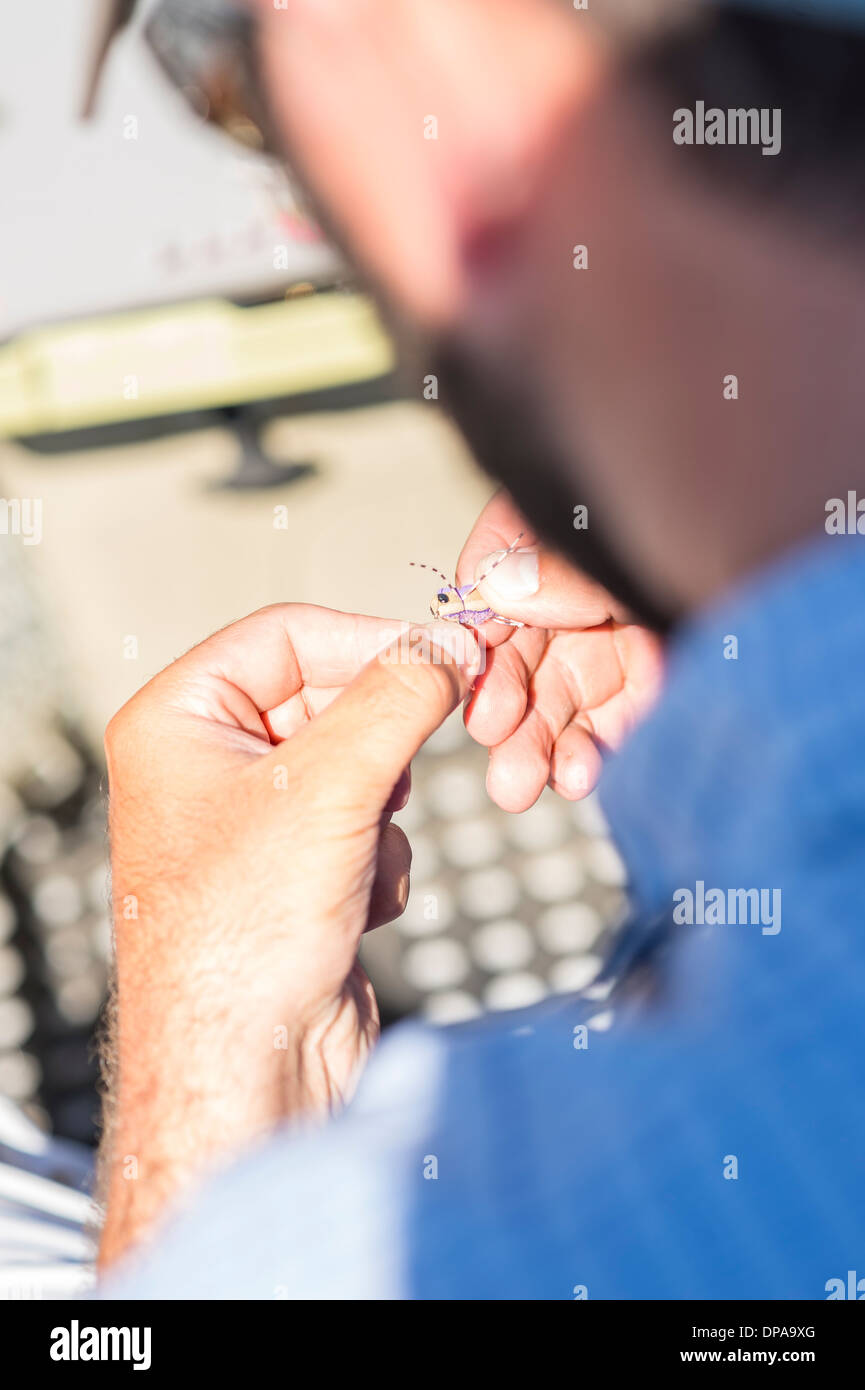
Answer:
[{"xmin": 82, "ymin": 0, "xmax": 279, "ymax": 156}]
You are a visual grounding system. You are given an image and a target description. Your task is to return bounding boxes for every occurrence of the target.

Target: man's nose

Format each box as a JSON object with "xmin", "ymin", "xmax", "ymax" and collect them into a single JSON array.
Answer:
[{"xmin": 253, "ymin": 0, "xmax": 585, "ymax": 331}]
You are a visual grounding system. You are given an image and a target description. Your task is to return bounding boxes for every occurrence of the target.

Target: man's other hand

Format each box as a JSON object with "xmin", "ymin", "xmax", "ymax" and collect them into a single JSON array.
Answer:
[
  {"xmin": 456, "ymin": 493, "xmax": 664, "ymax": 812},
  {"xmin": 99, "ymin": 604, "xmax": 478, "ymax": 1267}
]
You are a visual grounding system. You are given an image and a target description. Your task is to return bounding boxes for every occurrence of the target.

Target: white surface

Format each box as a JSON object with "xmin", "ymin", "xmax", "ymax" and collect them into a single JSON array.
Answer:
[{"xmin": 0, "ymin": 0, "xmax": 340, "ymax": 337}]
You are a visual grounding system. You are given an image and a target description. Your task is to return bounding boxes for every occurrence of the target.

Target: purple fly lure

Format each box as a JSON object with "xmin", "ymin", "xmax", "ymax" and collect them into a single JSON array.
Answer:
[{"xmin": 411, "ymin": 533, "xmax": 527, "ymax": 629}]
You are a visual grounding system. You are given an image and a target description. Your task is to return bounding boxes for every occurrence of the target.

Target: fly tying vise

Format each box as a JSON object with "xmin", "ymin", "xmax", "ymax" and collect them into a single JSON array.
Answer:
[{"xmin": 411, "ymin": 533, "xmax": 527, "ymax": 629}]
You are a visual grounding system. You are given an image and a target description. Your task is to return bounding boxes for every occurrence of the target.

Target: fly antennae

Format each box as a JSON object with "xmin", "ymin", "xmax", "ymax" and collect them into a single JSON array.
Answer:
[
  {"xmin": 410, "ymin": 561, "xmax": 452, "ymax": 586},
  {"xmin": 473, "ymin": 532, "xmax": 526, "ymax": 589}
]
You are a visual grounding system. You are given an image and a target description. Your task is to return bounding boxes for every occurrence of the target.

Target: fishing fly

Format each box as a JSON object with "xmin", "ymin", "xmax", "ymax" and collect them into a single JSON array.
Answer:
[{"xmin": 411, "ymin": 533, "xmax": 527, "ymax": 629}]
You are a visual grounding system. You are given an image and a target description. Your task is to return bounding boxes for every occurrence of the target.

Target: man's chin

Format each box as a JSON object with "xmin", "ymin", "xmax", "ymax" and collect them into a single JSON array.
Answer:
[{"xmin": 433, "ymin": 338, "xmax": 679, "ymax": 636}]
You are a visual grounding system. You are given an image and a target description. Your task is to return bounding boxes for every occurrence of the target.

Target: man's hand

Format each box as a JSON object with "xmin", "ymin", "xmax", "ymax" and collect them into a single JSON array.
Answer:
[
  {"xmin": 456, "ymin": 494, "xmax": 664, "ymax": 812},
  {"xmin": 99, "ymin": 604, "xmax": 478, "ymax": 1268}
]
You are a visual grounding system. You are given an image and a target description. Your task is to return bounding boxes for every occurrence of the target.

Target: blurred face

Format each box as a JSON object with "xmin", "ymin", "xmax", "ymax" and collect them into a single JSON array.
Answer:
[
  {"xmin": 254, "ymin": 0, "xmax": 679, "ymax": 623},
  {"xmin": 255, "ymin": 0, "xmax": 586, "ymax": 329},
  {"xmin": 254, "ymin": 0, "xmax": 857, "ymax": 626}
]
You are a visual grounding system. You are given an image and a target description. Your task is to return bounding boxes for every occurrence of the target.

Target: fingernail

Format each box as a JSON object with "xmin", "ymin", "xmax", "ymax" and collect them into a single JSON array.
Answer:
[
  {"xmin": 423, "ymin": 622, "xmax": 483, "ymax": 682},
  {"xmin": 476, "ymin": 547, "xmax": 539, "ymax": 601}
]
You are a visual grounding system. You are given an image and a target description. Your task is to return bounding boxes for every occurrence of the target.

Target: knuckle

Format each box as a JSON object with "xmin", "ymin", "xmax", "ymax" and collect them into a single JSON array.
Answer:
[
  {"xmin": 103, "ymin": 685, "xmax": 156, "ymax": 771},
  {"xmin": 103, "ymin": 705, "xmax": 132, "ymax": 766}
]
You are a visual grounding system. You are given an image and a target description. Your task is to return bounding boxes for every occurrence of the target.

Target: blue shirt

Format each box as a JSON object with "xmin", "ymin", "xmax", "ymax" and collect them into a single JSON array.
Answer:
[{"xmin": 105, "ymin": 536, "xmax": 865, "ymax": 1300}]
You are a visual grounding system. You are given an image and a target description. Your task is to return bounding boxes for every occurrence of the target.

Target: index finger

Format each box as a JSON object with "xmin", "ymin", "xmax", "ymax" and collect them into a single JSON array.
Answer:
[
  {"xmin": 174, "ymin": 604, "xmax": 411, "ymax": 713},
  {"xmin": 456, "ymin": 492, "xmax": 625, "ymax": 633},
  {"xmin": 455, "ymin": 492, "xmax": 537, "ymax": 647}
]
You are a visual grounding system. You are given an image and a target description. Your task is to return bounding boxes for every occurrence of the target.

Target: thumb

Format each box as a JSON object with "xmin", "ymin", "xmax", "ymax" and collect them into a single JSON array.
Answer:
[
  {"xmin": 473, "ymin": 545, "xmax": 629, "ymax": 629},
  {"xmin": 289, "ymin": 622, "xmax": 482, "ymax": 809}
]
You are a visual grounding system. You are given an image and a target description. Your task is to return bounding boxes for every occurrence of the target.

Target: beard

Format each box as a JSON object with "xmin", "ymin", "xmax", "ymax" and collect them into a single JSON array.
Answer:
[{"xmin": 432, "ymin": 336, "xmax": 680, "ymax": 636}]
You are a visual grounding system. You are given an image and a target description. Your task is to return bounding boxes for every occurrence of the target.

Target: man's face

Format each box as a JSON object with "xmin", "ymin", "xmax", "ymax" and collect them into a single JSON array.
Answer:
[
  {"xmin": 253, "ymin": 0, "xmax": 684, "ymax": 625},
  {"xmin": 254, "ymin": 0, "xmax": 830, "ymax": 627}
]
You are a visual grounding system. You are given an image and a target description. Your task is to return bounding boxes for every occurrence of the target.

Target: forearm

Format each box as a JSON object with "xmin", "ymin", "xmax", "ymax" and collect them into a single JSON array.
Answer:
[
  {"xmin": 97, "ymin": 951, "xmax": 302, "ymax": 1270},
  {"xmin": 93, "ymin": 605, "xmax": 465, "ymax": 1271}
]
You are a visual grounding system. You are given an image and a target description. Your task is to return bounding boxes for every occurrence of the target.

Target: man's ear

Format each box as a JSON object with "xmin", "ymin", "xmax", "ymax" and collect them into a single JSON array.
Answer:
[{"xmin": 255, "ymin": 0, "xmax": 597, "ymax": 329}]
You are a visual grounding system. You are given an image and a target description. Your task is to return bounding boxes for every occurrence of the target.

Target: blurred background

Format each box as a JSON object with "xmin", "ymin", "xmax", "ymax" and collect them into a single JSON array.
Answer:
[{"xmin": 0, "ymin": 0, "xmax": 627, "ymax": 1183}]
